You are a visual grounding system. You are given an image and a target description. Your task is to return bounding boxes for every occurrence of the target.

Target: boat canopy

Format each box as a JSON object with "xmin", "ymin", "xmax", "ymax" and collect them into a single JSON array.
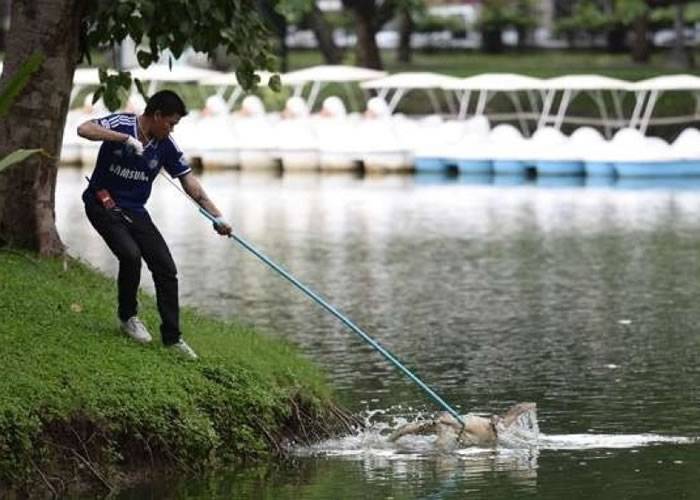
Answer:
[
  {"xmin": 540, "ymin": 74, "xmax": 631, "ymax": 91},
  {"xmin": 535, "ymin": 74, "xmax": 633, "ymax": 136},
  {"xmin": 442, "ymin": 73, "xmax": 544, "ymax": 91},
  {"xmin": 199, "ymin": 71, "xmax": 275, "ymax": 110},
  {"xmin": 281, "ymin": 65, "xmax": 386, "ymax": 85},
  {"xmin": 129, "ymin": 64, "xmax": 220, "ymax": 95},
  {"xmin": 281, "ymin": 65, "xmax": 387, "ymax": 111},
  {"xmin": 628, "ymin": 74, "xmax": 700, "ymax": 133},
  {"xmin": 130, "ymin": 63, "xmax": 220, "ymax": 83},
  {"xmin": 442, "ymin": 73, "xmax": 545, "ymax": 131},
  {"xmin": 361, "ymin": 72, "xmax": 461, "ymax": 91},
  {"xmin": 630, "ymin": 74, "xmax": 700, "ymax": 91},
  {"xmin": 361, "ymin": 72, "xmax": 462, "ymax": 114},
  {"xmin": 73, "ymin": 68, "xmax": 101, "ymax": 86}
]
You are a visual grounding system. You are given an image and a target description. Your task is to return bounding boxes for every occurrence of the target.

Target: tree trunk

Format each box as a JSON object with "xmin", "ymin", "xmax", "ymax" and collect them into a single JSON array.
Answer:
[
  {"xmin": 481, "ymin": 27, "xmax": 503, "ymax": 53},
  {"xmin": 396, "ymin": 8, "xmax": 413, "ymax": 64},
  {"xmin": 606, "ymin": 23, "xmax": 627, "ymax": 53},
  {"xmin": 307, "ymin": 3, "xmax": 341, "ymax": 65},
  {"xmin": 346, "ymin": 1, "xmax": 382, "ymax": 69},
  {"xmin": 0, "ymin": 0, "xmax": 9, "ymax": 51},
  {"xmin": 669, "ymin": 1, "xmax": 693, "ymax": 68},
  {"xmin": 0, "ymin": 0, "xmax": 84, "ymax": 255},
  {"xmin": 630, "ymin": 13, "xmax": 650, "ymax": 63}
]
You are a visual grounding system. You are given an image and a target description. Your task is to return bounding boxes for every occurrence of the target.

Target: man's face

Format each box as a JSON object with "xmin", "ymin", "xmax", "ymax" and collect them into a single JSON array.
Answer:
[{"xmin": 152, "ymin": 112, "xmax": 181, "ymax": 139}]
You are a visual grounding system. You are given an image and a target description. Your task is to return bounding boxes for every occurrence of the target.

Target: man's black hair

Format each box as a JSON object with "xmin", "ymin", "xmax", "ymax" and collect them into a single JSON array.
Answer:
[{"xmin": 144, "ymin": 90, "xmax": 188, "ymax": 117}]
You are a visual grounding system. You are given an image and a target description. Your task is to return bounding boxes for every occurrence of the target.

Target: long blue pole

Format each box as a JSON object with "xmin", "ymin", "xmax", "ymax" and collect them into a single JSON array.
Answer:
[{"xmin": 164, "ymin": 174, "xmax": 464, "ymax": 425}]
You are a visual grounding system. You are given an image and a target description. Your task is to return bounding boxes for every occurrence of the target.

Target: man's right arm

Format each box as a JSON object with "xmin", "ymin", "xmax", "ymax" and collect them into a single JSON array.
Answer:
[
  {"xmin": 78, "ymin": 120, "xmax": 143, "ymax": 155},
  {"xmin": 77, "ymin": 120, "xmax": 130, "ymax": 143}
]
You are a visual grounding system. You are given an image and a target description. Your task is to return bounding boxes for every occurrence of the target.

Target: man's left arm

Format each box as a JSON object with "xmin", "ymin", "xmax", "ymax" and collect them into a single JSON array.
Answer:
[{"xmin": 179, "ymin": 172, "xmax": 232, "ymax": 235}]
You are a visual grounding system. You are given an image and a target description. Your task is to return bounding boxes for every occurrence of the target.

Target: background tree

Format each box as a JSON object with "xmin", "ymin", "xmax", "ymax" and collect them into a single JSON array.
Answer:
[
  {"xmin": 669, "ymin": 0, "xmax": 694, "ymax": 68},
  {"xmin": 0, "ymin": 0, "xmax": 8, "ymax": 51},
  {"xmin": 275, "ymin": 0, "xmax": 342, "ymax": 65},
  {"xmin": 340, "ymin": 0, "xmax": 424, "ymax": 69},
  {"xmin": 0, "ymin": 0, "xmax": 276, "ymax": 255},
  {"xmin": 395, "ymin": 0, "xmax": 424, "ymax": 64},
  {"xmin": 478, "ymin": 0, "xmax": 508, "ymax": 53},
  {"xmin": 341, "ymin": 0, "xmax": 384, "ymax": 68},
  {"xmin": 304, "ymin": 2, "xmax": 343, "ymax": 64},
  {"xmin": 396, "ymin": 4, "xmax": 415, "ymax": 63},
  {"xmin": 615, "ymin": 0, "xmax": 651, "ymax": 62}
]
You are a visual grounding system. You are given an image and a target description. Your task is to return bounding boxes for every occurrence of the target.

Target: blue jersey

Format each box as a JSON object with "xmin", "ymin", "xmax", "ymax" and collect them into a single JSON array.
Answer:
[{"xmin": 83, "ymin": 113, "xmax": 191, "ymax": 211}]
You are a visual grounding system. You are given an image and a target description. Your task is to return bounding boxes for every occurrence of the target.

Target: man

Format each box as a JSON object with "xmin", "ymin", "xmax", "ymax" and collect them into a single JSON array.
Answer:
[
  {"xmin": 77, "ymin": 90, "xmax": 232, "ymax": 359},
  {"xmin": 389, "ymin": 403, "xmax": 538, "ymax": 448}
]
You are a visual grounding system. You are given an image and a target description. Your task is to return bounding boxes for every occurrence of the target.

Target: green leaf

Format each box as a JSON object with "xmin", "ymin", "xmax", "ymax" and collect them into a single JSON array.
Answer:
[
  {"xmin": 102, "ymin": 81, "xmax": 122, "ymax": 111},
  {"xmin": 0, "ymin": 149, "xmax": 42, "ymax": 174},
  {"xmin": 0, "ymin": 52, "xmax": 44, "ymax": 117},
  {"xmin": 137, "ymin": 50, "xmax": 152, "ymax": 68},
  {"xmin": 116, "ymin": 3, "xmax": 132, "ymax": 20},
  {"xmin": 127, "ymin": 15, "xmax": 145, "ymax": 42},
  {"xmin": 134, "ymin": 78, "xmax": 148, "ymax": 101},
  {"xmin": 116, "ymin": 70, "xmax": 132, "ymax": 88},
  {"xmin": 268, "ymin": 74, "xmax": 281, "ymax": 93},
  {"xmin": 92, "ymin": 87, "xmax": 104, "ymax": 104},
  {"xmin": 142, "ymin": 1, "xmax": 155, "ymax": 18}
]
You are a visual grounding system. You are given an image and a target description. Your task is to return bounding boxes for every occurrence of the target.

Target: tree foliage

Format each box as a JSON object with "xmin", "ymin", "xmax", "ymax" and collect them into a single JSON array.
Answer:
[
  {"xmin": 553, "ymin": 0, "xmax": 654, "ymax": 44},
  {"xmin": 614, "ymin": 0, "xmax": 650, "ymax": 25},
  {"xmin": 478, "ymin": 0, "xmax": 536, "ymax": 30},
  {"xmin": 274, "ymin": 0, "xmax": 314, "ymax": 23},
  {"xmin": 82, "ymin": 0, "xmax": 279, "ymax": 109},
  {"xmin": 555, "ymin": 1, "xmax": 610, "ymax": 35}
]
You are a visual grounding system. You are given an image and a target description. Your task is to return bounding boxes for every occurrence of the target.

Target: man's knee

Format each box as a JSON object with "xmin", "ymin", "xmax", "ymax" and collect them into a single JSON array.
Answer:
[
  {"xmin": 152, "ymin": 257, "xmax": 177, "ymax": 283},
  {"xmin": 118, "ymin": 247, "xmax": 142, "ymax": 269}
]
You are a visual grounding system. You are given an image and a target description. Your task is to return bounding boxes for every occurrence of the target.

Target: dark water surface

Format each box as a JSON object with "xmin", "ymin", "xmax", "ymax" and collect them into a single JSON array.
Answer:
[{"xmin": 56, "ymin": 169, "xmax": 700, "ymax": 499}]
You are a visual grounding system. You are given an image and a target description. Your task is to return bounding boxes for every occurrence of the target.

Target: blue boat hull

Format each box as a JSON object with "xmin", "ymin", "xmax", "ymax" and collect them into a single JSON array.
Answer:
[
  {"xmin": 585, "ymin": 161, "xmax": 616, "ymax": 177},
  {"xmin": 493, "ymin": 160, "xmax": 527, "ymax": 176},
  {"xmin": 456, "ymin": 159, "xmax": 492, "ymax": 174},
  {"xmin": 615, "ymin": 160, "xmax": 700, "ymax": 177},
  {"xmin": 536, "ymin": 160, "xmax": 585, "ymax": 176},
  {"xmin": 414, "ymin": 157, "xmax": 447, "ymax": 173}
]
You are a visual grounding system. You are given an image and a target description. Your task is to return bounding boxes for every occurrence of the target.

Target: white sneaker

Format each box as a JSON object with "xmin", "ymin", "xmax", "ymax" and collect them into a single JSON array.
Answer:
[
  {"xmin": 119, "ymin": 316, "xmax": 152, "ymax": 344},
  {"xmin": 168, "ymin": 339, "xmax": 198, "ymax": 360}
]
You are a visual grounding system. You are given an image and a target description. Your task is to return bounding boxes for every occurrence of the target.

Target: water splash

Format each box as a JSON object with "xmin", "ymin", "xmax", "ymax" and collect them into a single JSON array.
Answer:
[{"xmin": 293, "ymin": 407, "xmax": 696, "ymax": 458}]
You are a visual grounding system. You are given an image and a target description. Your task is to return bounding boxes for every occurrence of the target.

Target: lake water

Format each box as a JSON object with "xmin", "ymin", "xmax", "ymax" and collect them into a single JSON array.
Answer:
[{"xmin": 56, "ymin": 168, "xmax": 700, "ymax": 499}]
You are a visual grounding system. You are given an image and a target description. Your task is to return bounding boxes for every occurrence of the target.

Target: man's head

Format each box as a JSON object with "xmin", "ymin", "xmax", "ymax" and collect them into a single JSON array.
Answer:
[{"xmin": 143, "ymin": 90, "xmax": 188, "ymax": 139}]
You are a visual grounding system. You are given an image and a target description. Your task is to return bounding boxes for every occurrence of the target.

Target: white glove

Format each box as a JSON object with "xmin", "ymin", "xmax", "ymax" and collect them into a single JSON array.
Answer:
[{"xmin": 124, "ymin": 135, "xmax": 144, "ymax": 156}]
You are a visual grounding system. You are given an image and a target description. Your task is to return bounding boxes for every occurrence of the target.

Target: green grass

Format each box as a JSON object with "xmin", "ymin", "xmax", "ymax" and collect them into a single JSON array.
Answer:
[
  {"xmin": 0, "ymin": 250, "xmax": 337, "ymax": 495},
  {"xmin": 288, "ymin": 48, "xmax": 699, "ymax": 79}
]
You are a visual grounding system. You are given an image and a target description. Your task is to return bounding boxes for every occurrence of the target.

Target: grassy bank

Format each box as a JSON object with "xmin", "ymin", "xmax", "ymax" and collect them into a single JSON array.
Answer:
[{"xmin": 0, "ymin": 250, "xmax": 352, "ymax": 496}]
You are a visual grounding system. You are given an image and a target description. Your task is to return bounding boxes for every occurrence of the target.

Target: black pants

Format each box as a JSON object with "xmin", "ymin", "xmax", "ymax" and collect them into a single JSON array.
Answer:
[{"xmin": 84, "ymin": 196, "xmax": 181, "ymax": 345}]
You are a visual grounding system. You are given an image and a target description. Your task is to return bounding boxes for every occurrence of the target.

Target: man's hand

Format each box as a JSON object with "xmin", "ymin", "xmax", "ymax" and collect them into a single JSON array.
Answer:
[
  {"xmin": 213, "ymin": 218, "xmax": 233, "ymax": 236},
  {"xmin": 124, "ymin": 135, "xmax": 144, "ymax": 156}
]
